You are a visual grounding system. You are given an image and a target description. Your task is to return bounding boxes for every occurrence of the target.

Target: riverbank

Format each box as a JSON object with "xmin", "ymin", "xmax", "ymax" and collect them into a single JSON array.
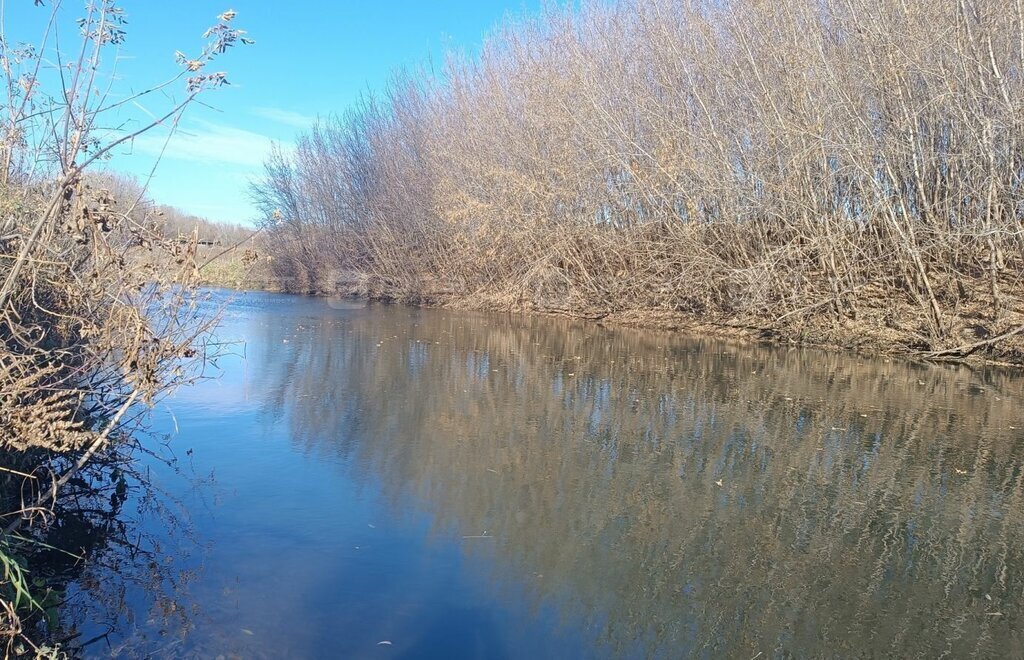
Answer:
[
  {"xmin": 288, "ymin": 273, "xmax": 1024, "ymax": 369},
  {"xmin": 247, "ymin": 0, "xmax": 1024, "ymax": 373},
  {"xmin": 182, "ymin": 235, "xmax": 1024, "ymax": 368},
  {"xmin": 195, "ymin": 243, "xmax": 276, "ymax": 291},
  {"xmin": 137, "ymin": 240, "xmax": 277, "ymax": 292}
]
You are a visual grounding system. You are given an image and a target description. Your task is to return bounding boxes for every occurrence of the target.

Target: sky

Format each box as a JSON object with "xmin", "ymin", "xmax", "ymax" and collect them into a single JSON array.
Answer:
[{"xmin": 4, "ymin": 0, "xmax": 541, "ymax": 225}]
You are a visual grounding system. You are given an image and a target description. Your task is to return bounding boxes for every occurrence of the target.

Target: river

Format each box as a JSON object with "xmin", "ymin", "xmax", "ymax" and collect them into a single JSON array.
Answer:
[{"xmin": 63, "ymin": 289, "xmax": 1024, "ymax": 658}]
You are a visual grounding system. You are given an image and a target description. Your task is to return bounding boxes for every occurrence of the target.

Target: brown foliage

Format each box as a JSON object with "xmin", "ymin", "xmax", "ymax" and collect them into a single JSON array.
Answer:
[
  {"xmin": 0, "ymin": 1, "xmax": 250, "ymax": 650},
  {"xmin": 253, "ymin": 0, "xmax": 1024, "ymax": 362}
]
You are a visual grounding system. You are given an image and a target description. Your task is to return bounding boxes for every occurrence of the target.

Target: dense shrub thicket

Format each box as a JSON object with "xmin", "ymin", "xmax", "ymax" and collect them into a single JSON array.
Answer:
[{"xmin": 253, "ymin": 0, "xmax": 1024, "ymax": 360}]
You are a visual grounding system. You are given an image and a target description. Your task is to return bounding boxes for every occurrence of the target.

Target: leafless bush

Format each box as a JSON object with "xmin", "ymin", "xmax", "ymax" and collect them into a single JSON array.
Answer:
[
  {"xmin": 254, "ymin": 0, "xmax": 1024, "ymax": 361},
  {"xmin": 0, "ymin": 2, "xmax": 250, "ymax": 650}
]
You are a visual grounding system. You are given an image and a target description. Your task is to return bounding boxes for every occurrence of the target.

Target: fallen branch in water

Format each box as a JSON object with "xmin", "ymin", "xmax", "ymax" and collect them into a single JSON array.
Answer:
[{"xmin": 922, "ymin": 323, "xmax": 1024, "ymax": 360}]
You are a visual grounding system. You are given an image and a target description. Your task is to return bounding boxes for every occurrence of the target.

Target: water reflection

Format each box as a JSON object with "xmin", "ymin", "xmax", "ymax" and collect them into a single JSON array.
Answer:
[{"xmin": 237, "ymin": 295, "xmax": 1024, "ymax": 658}]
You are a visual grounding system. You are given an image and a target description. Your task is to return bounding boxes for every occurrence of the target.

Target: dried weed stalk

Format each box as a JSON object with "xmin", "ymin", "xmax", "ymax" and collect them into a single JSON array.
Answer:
[{"xmin": 0, "ymin": 2, "xmax": 250, "ymax": 652}]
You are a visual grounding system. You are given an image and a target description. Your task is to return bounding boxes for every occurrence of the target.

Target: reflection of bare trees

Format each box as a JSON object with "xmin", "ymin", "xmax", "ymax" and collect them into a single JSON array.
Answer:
[{"xmin": 258, "ymin": 304, "xmax": 1024, "ymax": 657}]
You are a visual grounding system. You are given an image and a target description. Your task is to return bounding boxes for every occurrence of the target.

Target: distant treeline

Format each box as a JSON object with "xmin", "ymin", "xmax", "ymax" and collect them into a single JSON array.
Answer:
[
  {"xmin": 251, "ymin": 0, "xmax": 1024, "ymax": 361},
  {"xmin": 87, "ymin": 171, "xmax": 255, "ymax": 245},
  {"xmin": 154, "ymin": 204, "xmax": 254, "ymax": 246}
]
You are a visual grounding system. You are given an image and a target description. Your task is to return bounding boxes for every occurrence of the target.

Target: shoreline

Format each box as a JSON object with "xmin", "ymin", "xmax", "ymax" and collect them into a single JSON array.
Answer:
[{"xmin": 222, "ymin": 281, "xmax": 1024, "ymax": 371}]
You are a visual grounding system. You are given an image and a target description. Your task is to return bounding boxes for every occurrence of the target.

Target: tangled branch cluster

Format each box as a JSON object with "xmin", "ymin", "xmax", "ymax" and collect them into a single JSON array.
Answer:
[
  {"xmin": 0, "ymin": 2, "xmax": 250, "ymax": 651},
  {"xmin": 253, "ymin": 0, "xmax": 1024, "ymax": 361}
]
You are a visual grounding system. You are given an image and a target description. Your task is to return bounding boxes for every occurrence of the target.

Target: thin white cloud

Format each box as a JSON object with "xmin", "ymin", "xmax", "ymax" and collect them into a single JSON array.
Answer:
[
  {"xmin": 131, "ymin": 119, "xmax": 282, "ymax": 168},
  {"xmin": 251, "ymin": 106, "xmax": 316, "ymax": 129}
]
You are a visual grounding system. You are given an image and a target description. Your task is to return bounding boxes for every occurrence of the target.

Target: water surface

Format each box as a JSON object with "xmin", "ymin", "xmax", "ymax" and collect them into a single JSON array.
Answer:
[{"xmin": 70, "ymin": 290, "xmax": 1024, "ymax": 658}]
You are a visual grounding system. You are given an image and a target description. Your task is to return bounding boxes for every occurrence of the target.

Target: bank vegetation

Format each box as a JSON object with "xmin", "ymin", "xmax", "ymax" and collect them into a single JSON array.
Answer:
[
  {"xmin": 252, "ymin": 0, "xmax": 1024, "ymax": 364},
  {"xmin": 0, "ymin": 3, "xmax": 249, "ymax": 654}
]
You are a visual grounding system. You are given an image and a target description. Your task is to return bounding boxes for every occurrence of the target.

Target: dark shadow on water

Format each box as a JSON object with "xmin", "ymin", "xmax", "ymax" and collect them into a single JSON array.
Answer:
[{"xmin": 395, "ymin": 607, "xmax": 510, "ymax": 660}]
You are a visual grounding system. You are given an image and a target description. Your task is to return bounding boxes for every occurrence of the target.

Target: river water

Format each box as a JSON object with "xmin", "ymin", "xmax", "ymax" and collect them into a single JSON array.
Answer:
[{"xmin": 65, "ymin": 289, "xmax": 1024, "ymax": 658}]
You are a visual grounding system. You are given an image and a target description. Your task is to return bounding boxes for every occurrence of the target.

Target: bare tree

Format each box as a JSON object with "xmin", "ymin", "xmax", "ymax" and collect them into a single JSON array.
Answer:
[{"xmin": 252, "ymin": 0, "xmax": 1024, "ymax": 362}]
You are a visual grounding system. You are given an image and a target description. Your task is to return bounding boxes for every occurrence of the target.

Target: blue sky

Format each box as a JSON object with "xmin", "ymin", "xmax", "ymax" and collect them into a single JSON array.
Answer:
[{"xmin": 5, "ymin": 1, "xmax": 540, "ymax": 224}]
